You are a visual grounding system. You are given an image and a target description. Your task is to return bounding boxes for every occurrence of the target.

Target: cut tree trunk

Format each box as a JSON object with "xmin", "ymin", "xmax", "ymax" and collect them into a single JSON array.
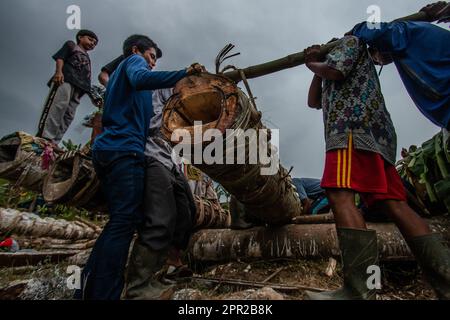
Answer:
[
  {"xmin": 0, "ymin": 208, "xmax": 100, "ymax": 240},
  {"xmin": 162, "ymin": 74, "xmax": 302, "ymax": 225},
  {"xmin": 187, "ymin": 216, "xmax": 450, "ymax": 262},
  {"xmin": 42, "ymin": 151, "xmax": 101, "ymax": 208}
]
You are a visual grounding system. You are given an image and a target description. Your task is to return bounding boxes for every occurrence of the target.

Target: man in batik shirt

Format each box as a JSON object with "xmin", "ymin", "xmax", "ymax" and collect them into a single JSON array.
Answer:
[{"xmin": 303, "ymin": 36, "xmax": 450, "ymax": 300}]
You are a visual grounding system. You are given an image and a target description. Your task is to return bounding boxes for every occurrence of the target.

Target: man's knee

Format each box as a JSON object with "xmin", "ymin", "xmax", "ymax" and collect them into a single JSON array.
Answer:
[
  {"xmin": 383, "ymin": 199, "xmax": 415, "ymax": 217},
  {"xmin": 325, "ymin": 189, "xmax": 355, "ymax": 206}
]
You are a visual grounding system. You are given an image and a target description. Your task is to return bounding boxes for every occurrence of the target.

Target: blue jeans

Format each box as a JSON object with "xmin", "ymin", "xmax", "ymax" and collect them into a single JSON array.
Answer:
[
  {"xmin": 293, "ymin": 178, "xmax": 324, "ymax": 201},
  {"xmin": 74, "ymin": 150, "xmax": 145, "ymax": 300}
]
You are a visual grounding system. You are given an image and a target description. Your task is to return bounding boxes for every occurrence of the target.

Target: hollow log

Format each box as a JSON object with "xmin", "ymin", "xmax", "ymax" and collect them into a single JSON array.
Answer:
[
  {"xmin": 0, "ymin": 132, "xmax": 61, "ymax": 192},
  {"xmin": 223, "ymin": 12, "xmax": 429, "ymax": 82},
  {"xmin": 1, "ymin": 132, "xmax": 231, "ymax": 228},
  {"xmin": 162, "ymin": 73, "xmax": 302, "ymax": 225},
  {"xmin": 187, "ymin": 217, "xmax": 450, "ymax": 262},
  {"xmin": 0, "ymin": 208, "xmax": 100, "ymax": 240},
  {"xmin": 42, "ymin": 151, "xmax": 101, "ymax": 208}
]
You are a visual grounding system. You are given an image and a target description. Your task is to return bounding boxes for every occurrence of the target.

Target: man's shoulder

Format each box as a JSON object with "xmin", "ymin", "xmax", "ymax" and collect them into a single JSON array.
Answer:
[
  {"xmin": 125, "ymin": 54, "xmax": 145, "ymax": 64},
  {"xmin": 328, "ymin": 36, "xmax": 361, "ymax": 57},
  {"xmin": 341, "ymin": 35, "xmax": 361, "ymax": 48},
  {"xmin": 120, "ymin": 54, "xmax": 148, "ymax": 73},
  {"xmin": 62, "ymin": 40, "xmax": 77, "ymax": 49}
]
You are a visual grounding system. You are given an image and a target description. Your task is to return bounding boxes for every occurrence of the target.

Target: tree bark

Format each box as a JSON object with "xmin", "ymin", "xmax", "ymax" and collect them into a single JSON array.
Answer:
[
  {"xmin": 162, "ymin": 74, "xmax": 302, "ymax": 225},
  {"xmin": 0, "ymin": 208, "xmax": 100, "ymax": 240},
  {"xmin": 187, "ymin": 216, "xmax": 450, "ymax": 262}
]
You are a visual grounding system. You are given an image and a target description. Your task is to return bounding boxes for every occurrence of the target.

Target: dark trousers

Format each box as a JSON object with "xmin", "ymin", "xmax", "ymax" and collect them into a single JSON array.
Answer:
[
  {"xmin": 74, "ymin": 151, "xmax": 145, "ymax": 300},
  {"xmin": 138, "ymin": 158, "xmax": 195, "ymax": 251}
]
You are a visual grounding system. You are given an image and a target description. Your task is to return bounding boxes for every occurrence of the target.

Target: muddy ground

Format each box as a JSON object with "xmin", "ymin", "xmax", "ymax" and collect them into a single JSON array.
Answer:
[{"xmin": 0, "ymin": 257, "xmax": 436, "ymax": 300}]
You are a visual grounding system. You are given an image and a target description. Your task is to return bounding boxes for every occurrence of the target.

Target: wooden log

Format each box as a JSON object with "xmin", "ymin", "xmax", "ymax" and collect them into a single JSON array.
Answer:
[
  {"xmin": 19, "ymin": 238, "xmax": 96, "ymax": 251},
  {"xmin": 0, "ymin": 251, "xmax": 78, "ymax": 267},
  {"xmin": 187, "ymin": 217, "xmax": 450, "ymax": 262},
  {"xmin": 43, "ymin": 151, "xmax": 101, "ymax": 208},
  {"xmin": 223, "ymin": 12, "xmax": 429, "ymax": 82},
  {"xmin": 292, "ymin": 212, "xmax": 334, "ymax": 224},
  {"xmin": 16, "ymin": 237, "xmax": 96, "ymax": 250},
  {"xmin": 0, "ymin": 132, "xmax": 61, "ymax": 192},
  {"xmin": 67, "ymin": 249, "xmax": 92, "ymax": 266},
  {"xmin": 0, "ymin": 208, "xmax": 100, "ymax": 240},
  {"xmin": 1, "ymin": 133, "xmax": 231, "ymax": 228},
  {"xmin": 162, "ymin": 74, "xmax": 302, "ymax": 225},
  {"xmin": 0, "ymin": 280, "xmax": 30, "ymax": 300}
]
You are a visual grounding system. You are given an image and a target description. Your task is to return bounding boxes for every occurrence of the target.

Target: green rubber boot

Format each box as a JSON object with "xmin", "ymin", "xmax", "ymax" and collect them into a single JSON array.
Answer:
[
  {"xmin": 305, "ymin": 228, "xmax": 379, "ymax": 300},
  {"xmin": 407, "ymin": 233, "xmax": 450, "ymax": 300},
  {"xmin": 230, "ymin": 196, "xmax": 253, "ymax": 230},
  {"xmin": 123, "ymin": 242, "xmax": 174, "ymax": 300}
]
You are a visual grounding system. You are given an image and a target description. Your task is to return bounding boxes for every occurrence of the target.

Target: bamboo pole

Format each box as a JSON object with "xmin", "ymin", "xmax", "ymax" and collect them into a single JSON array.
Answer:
[{"xmin": 223, "ymin": 12, "xmax": 429, "ymax": 82}]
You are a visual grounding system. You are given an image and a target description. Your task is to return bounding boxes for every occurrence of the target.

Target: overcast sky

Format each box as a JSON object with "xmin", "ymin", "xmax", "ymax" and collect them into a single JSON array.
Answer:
[{"xmin": 0, "ymin": 0, "xmax": 447, "ymax": 178}]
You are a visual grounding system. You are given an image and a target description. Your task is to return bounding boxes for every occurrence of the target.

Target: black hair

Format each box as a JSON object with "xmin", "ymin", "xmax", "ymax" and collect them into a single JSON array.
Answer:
[
  {"xmin": 76, "ymin": 29, "xmax": 99, "ymax": 44},
  {"xmin": 122, "ymin": 34, "xmax": 162, "ymax": 58}
]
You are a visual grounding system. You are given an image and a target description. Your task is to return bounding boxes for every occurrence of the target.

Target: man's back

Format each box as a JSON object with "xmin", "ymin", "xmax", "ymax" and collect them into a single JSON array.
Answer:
[{"xmin": 352, "ymin": 21, "xmax": 450, "ymax": 129}]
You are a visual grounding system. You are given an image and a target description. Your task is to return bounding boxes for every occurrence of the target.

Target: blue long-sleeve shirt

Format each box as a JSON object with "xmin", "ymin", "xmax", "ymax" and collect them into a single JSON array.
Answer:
[
  {"xmin": 93, "ymin": 54, "xmax": 187, "ymax": 153},
  {"xmin": 352, "ymin": 21, "xmax": 450, "ymax": 129}
]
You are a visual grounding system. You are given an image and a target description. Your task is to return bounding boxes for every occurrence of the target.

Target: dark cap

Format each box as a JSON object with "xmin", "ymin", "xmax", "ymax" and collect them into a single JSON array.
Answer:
[{"xmin": 76, "ymin": 29, "xmax": 99, "ymax": 43}]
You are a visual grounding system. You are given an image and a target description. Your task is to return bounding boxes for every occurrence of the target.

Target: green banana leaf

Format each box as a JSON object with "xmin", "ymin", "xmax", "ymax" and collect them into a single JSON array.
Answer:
[
  {"xmin": 434, "ymin": 178, "xmax": 450, "ymax": 213},
  {"xmin": 435, "ymin": 131, "xmax": 449, "ymax": 179}
]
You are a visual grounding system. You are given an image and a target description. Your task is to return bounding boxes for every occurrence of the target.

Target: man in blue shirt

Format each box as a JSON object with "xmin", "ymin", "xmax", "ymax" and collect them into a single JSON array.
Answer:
[
  {"xmin": 75, "ymin": 35, "xmax": 203, "ymax": 300},
  {"xmin": 348, "ymin": 5, "xmax": 450, "ymax": 129}
]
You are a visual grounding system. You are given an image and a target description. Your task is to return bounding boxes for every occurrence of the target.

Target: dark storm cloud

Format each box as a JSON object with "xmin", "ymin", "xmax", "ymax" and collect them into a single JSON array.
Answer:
[{"xmin": 0, "ymin": 0, "xmax": 446, "ymax": 178}]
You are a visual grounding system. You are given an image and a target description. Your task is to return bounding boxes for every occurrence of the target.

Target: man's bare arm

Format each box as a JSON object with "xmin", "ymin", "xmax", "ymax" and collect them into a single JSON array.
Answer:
[
  {"xmin": 306, "ymin": 62, "xmax": 345, "ymax": 81},
  {"xmin": 308, "ymin": 74, "xmax": 323, "ymax": 109},
  {"xmin": 98, "ymin": 71, "xmax": 110, "ymax": 87},
  {"xmin": 53, "ymin": 59, "xmax": 64, "ymax": 85}
]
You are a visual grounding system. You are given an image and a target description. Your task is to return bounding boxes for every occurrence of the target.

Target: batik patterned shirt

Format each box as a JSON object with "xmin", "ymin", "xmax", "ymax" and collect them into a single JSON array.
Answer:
[{"xmin": 322, "ymin": 36, "xmax": 397, "ymax": 165}]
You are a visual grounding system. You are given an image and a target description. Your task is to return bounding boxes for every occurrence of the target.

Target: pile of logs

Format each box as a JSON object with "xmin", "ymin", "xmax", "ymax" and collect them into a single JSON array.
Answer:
[
  {"xmin": 0, "ymin": 207, "xmax": 101, "ymax": 267},
  {"xmin": 0, "ymin": 134, "xmax": 230, "ymax": 228}
]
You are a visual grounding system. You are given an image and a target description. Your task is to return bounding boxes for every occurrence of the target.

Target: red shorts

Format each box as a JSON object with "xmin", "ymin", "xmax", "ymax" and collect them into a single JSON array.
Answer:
[{"xmin": 321, "ymin": 136, "xmax": 406, "ymax": 207}]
